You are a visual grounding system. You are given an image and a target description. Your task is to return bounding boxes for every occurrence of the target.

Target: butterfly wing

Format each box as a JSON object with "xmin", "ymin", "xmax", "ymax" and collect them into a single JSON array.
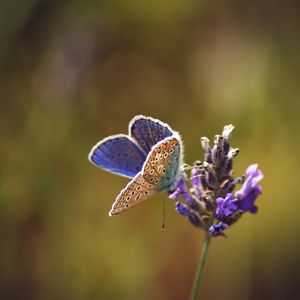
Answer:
[
  {"xmin": 109, "ymin": 135, "xmax": 183, "ymax": 215},
  {"xmin": 143, "ymin": 135, "xmax": 182, "ymax": 192},
  {"xmin": 129, "ymin": 115, "xmax": 173, "ymax": 154},
  {"xmin": 109, "ymin": 173, "xmax": 157, "ymax": 216},
  {"xmin": 89, "ymin": 134, "xmax": 147, "ymax": 179}
]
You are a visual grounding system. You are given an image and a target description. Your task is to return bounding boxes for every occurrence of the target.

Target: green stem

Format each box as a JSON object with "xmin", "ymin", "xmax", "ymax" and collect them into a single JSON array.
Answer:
[{"xmin": 189, "ymin": 231, "xmax": 212, "ymax": 300}]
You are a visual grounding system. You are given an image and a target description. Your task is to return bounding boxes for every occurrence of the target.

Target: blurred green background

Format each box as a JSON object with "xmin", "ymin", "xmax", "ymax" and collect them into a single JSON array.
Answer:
[{"xmin": 1, "ymin": 1, "xmax": 300, "ymax": 299}]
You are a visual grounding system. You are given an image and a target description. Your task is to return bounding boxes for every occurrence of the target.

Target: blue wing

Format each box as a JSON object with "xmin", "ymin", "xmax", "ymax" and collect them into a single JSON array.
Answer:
[
  {"xmin": 129, "ymin": 116, "xmax": 173, "ymax": 154},
  {"xmin": 89, "ymin": 135, "xmax": 147, "ymax": 178}
]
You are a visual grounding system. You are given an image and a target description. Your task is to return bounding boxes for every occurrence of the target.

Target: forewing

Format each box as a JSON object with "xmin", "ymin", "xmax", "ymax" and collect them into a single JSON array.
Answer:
[
  {"xmin": 130, "ymin": 116, "xmax": 173, "ymax": 153},
  {"xmin": 109, "ymin": 173, "xmax": 157, "ymax": 215},
  {"xmin": 89, "ymin": 135, "xmax": 147, "ymax": 179}
]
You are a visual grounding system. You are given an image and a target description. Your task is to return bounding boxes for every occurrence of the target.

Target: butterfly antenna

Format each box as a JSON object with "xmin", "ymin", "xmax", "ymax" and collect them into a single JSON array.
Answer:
[{"xmin": 161, "ymin": 197, "xmax": 166, "ymax": 231}]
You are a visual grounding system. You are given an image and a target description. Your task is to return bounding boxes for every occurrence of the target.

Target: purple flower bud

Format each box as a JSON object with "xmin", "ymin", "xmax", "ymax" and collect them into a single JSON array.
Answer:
[
  {"xmin": 219, "ymin": 157, "xmax": 233, "ymax": 179},
  {"xmin": 211, "ymin": 135, "xmax": 224, "ymax": 166},
  {"xmin": 209, "ymin": 222, "xmax": 228, "ymax": 236},
  {"xmin": 205, "ymin": 169, "xmax": 217, "ymax": 189},
  {"xmin": 236, "ymin": 164, "xmax": 263, "ymax": 213},
  {"xmin": 216, "ymin": 193, "xmax": 238, "ymax": 218},
  {"xmin": 190, "ymin": 167, "xmax": 200, "ymax": 187},
  {"xmin": 169, "ymin": 178, "xmax": 199, "ymax": 209},
  {"xmin": 221, "ymin": 124, "xmax": 234, "ymax": 155},
  {"xmin": 190, "ymin": 167, "xmax": 203, "ymax": 197},
  {"xmin": 175, "ymin": 201, "xmax": 193, "ymax": 217},
  {"xmin": 175, "ymin": 201, "xmax": 202, "ymax": 227},
  {"xmin": 201, "ymin": 137, "xmax": 212, "ymax": 163},
  {"xmin": 199, "ymin": 173, "xmax": 208, "ymax": 191},
  {"xmin": 222, "ymin": 139, "xmax": 230, "ymax": 155}
]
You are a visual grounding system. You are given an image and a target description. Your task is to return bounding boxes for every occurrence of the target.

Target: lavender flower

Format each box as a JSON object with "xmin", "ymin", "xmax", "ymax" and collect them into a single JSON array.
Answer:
[
  {"xmin": 209, "ymin": 222, "xmax": 228, "ymax": 236},
  {"xmin": 175, "ymin": 201, "xmax": 202, "ymax": 228},
  {"xmin": 169, "ymin": 177, "xmax": 199, "ymax": 210},
  {"xmin": 236, "ymin": 164, "xmax": 263, "ymax": 213},
  {"xmin": 216, "ymin": 193, "xmax": 238, "ymax": 218},
  {"xmin": 169, "ymin": 125, "xmax": 264, "ymax": 237}
]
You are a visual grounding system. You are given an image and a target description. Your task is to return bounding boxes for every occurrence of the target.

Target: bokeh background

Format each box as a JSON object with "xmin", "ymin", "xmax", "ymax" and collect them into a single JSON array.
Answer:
[{"xmin": 1, "ymin": 1, "xmax": 300, "ymax": 299}]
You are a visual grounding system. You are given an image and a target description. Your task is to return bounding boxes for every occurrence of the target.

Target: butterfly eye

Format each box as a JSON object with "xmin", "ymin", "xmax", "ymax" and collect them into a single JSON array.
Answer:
[
  {"xmin": 162, "ymin": 168, "xmax": 166, "ymax": 174},
  {"xmin": 150, "ymin": 169, "xmax": 154, "ymax": 175},
  {"xmin": 151, "ymin": 161, "xmax": 155, "ymax": 166},
  {"xmin": 136, "ymin": 186, "xmax": 141, "ymax": 190},
  {"xmin": 149, "ymin": 178, "xmax": 154, "ymax": 182},
  {"xmin": 164, "ymin": 153, "xmax": 168, "ymax": 158},
  {"xmin": 144, "ymin": 191, "xmax": 148, "ymax": 195},
  {"xmin": 155, "ymin": 180, "xmax": 159, "ymax": 184},
  {"xmin": 169, "ymin": 149, "xmax": 174, "ymax": 153},
  {"xmin": 127, "ymin": 196, "xmax": 130, "ymax": 200},
  {"xmin": 148, "ymin": 184, "xmax": 152, "ymax": 188},
  {"xmin": 131, "ymin": 191, "xmax": 135, "ymax": 195},
  {"xmin": 164, "ymin": 142, "xmax": 168, "ymax": 146},
  {"xmin": 159, "ymin": 154, "xmax": 163, "ymax": 159}
]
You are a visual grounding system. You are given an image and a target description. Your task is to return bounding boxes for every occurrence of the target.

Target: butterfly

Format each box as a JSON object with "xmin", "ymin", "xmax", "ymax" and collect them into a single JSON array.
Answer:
[{"xmin": 88, "ymin": 115, "xmax": 184, "ymax": 216}]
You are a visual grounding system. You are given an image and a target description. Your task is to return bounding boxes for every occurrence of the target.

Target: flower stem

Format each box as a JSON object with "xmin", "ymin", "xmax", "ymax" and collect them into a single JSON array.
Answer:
[{"xmin": 189, "ymin": 231, "xmax": 212, "ymax": 300}]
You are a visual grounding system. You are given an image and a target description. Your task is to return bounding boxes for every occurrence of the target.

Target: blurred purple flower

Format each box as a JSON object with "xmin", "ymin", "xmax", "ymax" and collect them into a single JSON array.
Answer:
[
  {"xmin": 190, "ymin": 167, "xmax": 203, "ymax": 197},
  {"xmin": 209, "ymin": 222, "xmax": 228, "ymax": 236},
  {"xmin": 169, "ymin": 177, "xmax": 199, "ymax": 210},
  {"xmin": 236, "ymin": 164, "xmax": 264, "ymax": 213},
  {"xmin": 216, "ymin": 193, "xmax": 238, "ymax": 218},
  {"xmin": 175, "ymin": 201, "xmax": 201, "ymax": 227},
  {"xmin": 175, "ymin": 201, "xmax": 193, "ymax": 217}
]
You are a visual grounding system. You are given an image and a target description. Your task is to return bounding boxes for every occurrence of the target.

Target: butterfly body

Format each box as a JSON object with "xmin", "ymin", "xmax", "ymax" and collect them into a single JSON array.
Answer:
[{"xmin": 88, "ymin": 116, "xmax": 184, "ymax": 216}]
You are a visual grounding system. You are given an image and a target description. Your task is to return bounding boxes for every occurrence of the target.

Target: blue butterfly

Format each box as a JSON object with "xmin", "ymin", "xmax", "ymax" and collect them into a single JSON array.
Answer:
[{"xmin": 89, "ymin": 115, "xmax": 184, "ymax": 216}]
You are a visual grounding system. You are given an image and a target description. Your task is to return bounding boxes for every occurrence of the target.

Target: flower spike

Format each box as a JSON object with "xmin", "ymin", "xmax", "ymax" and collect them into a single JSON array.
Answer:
[{"xmin": 169, "ymin": 125, "xmax": 263, "ymax": 236}]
